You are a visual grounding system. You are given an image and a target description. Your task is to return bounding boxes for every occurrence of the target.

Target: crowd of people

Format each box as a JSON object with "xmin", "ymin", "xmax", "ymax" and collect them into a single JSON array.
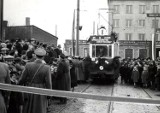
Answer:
[
  {"xmin": 1, "ymin": 38, "xmax": 160, "ymax": 113},
  {"xmin": 120, "ymin": 57, "xmax": 160, "ymax": 90},
  {"xmin": 0, "ymin": 38, "xmax": 91, "ymax": 113}
]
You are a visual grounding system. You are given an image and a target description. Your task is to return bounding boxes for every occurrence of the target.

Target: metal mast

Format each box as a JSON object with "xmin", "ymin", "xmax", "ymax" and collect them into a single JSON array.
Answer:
[
  {"xmin": 72, "ymin": 10, "xmax": 75, "ymax": 56},
  {"xmin": 76, "ymin": 0, "xmax": 80, "ymax": 56},
  {"xmin": 0, "ymin": 0, "xmax": 3, "ymax": 41}
]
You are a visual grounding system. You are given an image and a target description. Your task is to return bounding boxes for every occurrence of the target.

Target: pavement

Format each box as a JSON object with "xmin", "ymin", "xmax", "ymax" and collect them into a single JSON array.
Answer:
[
  {"xmin": 145, "ymin": 88, "xmax": 160, "ymax": 100},
  {"xmin": 112, "ymin": 80, "xmax": 160, "ymax": 113}
]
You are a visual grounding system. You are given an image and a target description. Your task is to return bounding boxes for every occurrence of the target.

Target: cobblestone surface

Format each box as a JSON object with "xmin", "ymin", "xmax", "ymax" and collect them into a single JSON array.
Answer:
[
  {"xmin": 61, "ymin": 84, "xmax": 113, "ymax": 113},
  {"xmin": 112, "ymin": 82, "xmax": 160, "ymax": 113},
  {"xmin": 48, "ymin": 80, "xmax": 160, "ymax": 113}
]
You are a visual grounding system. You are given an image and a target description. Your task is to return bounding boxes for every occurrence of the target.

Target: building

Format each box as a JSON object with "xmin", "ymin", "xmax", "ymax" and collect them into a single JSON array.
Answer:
[
  {"xmin": 4, "ymin": 25, "xmax": 58, "ymax": 46},
  {"xmin": 108, "ymin": 0, "xmax": 160, "ymax": 59},
  {"xmin": 64, "ymin": 39, "xmax": 89, "ymax": 58}
]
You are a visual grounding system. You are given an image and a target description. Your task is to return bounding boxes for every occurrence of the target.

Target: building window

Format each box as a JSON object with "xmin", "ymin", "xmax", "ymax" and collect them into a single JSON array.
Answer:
[
  {"xmin": 153, "ymin": 5, "xmax": 159, "ymax": 13},
  {"xmin": 139, "ymin": 5, "xmax": 146, "ymax": 14},
  {"xmin": 125, "ymin": 33, "xmax": 132, "ymax": 40},
  {"xmin": 116, "ymin": 33, "xmax": 119, "ymax": 40},
  {"xmin": 69, "ymin": 47, "xmax": 72, "ymax": 56},
  {"xmin": 152, "ymin": 20, "xmax": 159, "ymax": 28},
  {"xmin": 125, "ymin": 49, "xmax": 133, "ymax": 59},
  {"xmin": 139, "ymin": 49, "xmax": 147, "ymax": 59},
  {"xmin": 138, "ymin": 19, "xmax": 145, "ymax": 27},
  {"xmin": 113, "ymin": 19, "xmax": 119, "ymax": 28},
  {"xmin": 126, "ymin": 5, "xmax": 132, "ymax": 14},
  {"xmin": 113, "ymin": 5, "xmax": 120, "ymax": 14},
  {"xmin": 139, "ymin": 34, "xmax": 145, "ymax": 40},
  {"xmin": 84, "ymin": 48, "xmax": 88, "ymax": 57},
  {"xmin": 126, "ymin": 19, "xmax": 132, "ymax": 27}
]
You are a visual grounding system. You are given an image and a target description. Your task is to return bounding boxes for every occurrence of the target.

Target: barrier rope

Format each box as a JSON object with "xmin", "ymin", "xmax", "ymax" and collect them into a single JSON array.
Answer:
[{"xmin": 0, "ymin": 83, "xmax": 160, "ymax": 105}]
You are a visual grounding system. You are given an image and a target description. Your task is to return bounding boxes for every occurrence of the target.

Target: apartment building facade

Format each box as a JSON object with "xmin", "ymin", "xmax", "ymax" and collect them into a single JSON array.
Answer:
[
  {"xmin": 108, "ymin": 0, "xmax": 160, "ymax": 59},
  {"xmin": 64, "ymin": 39, "xmax": 89, "ymax": 58}
]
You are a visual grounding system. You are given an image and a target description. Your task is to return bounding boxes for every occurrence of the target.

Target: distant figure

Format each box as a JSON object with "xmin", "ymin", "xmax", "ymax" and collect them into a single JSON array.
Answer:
[
  {"xmin": 0, "ymin": 62, "xmax": 11, "ymax": 113},
  {"xmin": 69, "ymin": 59, "xmax": 77, "ymax": 91},
  {"xmin": 18, "ymin": 48, "xmax": 52, "ymax": 113},
  {"xmin": 141, "ymin": 64, "xmax": 149, "ymax": 88},
  {"xmin": 56, "ymin": 53, "xmax": 71, "ymax": 104},
  {"xmin": 132, "ymin": 65, "xmax": 139, "ymax": 87}
]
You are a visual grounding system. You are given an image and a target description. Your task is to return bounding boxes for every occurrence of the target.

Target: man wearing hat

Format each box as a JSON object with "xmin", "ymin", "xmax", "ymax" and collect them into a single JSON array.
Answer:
[
  {"xmin": 56, "ymin": 53, "xmax": 71, "ymax": 104},
  {"xmin": 0, "ymin": 61, "xmax": 11, "ymax": 113},
  {"xmin": 18, "ymin": 48, "xmax": 52, "ymax": 113}
]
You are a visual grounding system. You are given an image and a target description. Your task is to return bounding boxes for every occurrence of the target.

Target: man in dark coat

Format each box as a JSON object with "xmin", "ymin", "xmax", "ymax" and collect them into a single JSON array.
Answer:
[
  {"xmin": 0, "ymin": 62, "xmax": 11, "ymax": 113},
  {"xmin": 69, "ymin": 59, "xmax": 77, "ymax": 91},
  {"xmin": 18, "ymin": 48, "xmax": 52, "ymax": 113},
  {"xmin": 56, "ymin": 53, "xmax": 71, "ymax": 104}
]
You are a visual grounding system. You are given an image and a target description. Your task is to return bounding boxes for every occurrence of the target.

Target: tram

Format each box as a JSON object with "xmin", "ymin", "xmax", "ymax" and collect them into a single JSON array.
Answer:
[{"xmin": 87, "ymin": 34, "xmax": 120, "ymax": 81}]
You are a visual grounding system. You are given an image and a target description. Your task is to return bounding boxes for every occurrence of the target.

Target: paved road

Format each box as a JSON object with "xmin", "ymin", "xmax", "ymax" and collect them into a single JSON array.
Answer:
[{"xmin": 48, "ymin": 79, "xmax": 160, "ymax": 113}]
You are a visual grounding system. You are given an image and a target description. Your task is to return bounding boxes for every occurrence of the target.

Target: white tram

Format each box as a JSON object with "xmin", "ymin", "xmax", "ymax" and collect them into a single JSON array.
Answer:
[{"xmin": 87, "ymin": 35, "xmax": 120, "ymax": 81}]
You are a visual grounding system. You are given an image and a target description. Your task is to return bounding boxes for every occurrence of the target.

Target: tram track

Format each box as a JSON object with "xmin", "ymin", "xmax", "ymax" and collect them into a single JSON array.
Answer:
[
  {"xmin": 142, "ymin": 88, "xmax": 160, "ymax": 111},
  {"xmin": 57, "ymin": 82, "xmax": 115, "ymax": 113},
  {"xmin": 107, "ymin": 83, "xmax": 114, "ymax": 113},
  {"xmin": 57, "ymin": 83, "xmax": 92, "ymax": 113}
]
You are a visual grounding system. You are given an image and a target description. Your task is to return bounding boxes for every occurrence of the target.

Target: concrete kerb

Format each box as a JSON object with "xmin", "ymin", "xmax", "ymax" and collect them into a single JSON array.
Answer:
[{"xmin": 0, "ymin": 83, "xmax": 160, "ymax": 105}]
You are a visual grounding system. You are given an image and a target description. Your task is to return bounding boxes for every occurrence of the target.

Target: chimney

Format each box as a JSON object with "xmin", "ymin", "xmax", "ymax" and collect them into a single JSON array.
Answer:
[{"xmin": 26, "ymin": 17, "xmax": 30, "ymax": 26}]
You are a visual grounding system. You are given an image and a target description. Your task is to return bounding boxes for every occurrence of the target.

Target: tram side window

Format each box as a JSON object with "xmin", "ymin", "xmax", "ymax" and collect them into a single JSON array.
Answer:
[
  {"xmin": 109, "ymin": 45, "xmax": 112, "ymax": 57},
  {"xmin": 92, "ymin": 45, "xmax": 96, "ymax": 57}
]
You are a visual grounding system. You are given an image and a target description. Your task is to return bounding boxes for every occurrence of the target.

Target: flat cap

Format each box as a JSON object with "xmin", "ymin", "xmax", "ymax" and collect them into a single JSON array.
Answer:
[
  {"xmin": 30, "ymin": 38, "xmax": 36, "ymax": 41},
  {"xmin": 34, "ymin": 48, "xmax": 46, "ymax": 56}
]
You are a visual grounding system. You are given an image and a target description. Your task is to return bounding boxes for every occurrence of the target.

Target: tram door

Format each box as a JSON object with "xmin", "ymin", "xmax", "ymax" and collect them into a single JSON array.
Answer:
[
  {"xmin": 156, "ymin": 48, "xmax": 160, "ymax": 58},
  {"xmin": 125, "ymin": 49, "xmax": 133, "ymax": 59}
]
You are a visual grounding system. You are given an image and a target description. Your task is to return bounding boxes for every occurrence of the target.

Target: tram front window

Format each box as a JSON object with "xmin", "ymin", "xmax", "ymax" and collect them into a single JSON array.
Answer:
[
  {"xmin": 92, "ymin": 45, "xmax": 112, "ymax": 58},
  {"xmin": 96, "ymin": 46, "xmax": 108, "ymax": 57}
]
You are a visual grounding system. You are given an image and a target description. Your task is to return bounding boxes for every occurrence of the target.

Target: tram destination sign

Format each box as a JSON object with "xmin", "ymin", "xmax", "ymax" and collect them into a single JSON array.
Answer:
[
  {"xmin": 147, "ymin": 13, "xmax": 160, "ymax": 17},
  {"xmin": 88, "ymin": 35, "xmax": 113, "ymax": 44}
]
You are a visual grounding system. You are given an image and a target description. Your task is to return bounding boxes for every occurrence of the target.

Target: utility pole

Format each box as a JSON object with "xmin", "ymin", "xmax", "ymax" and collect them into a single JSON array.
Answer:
[
  {"xmin": 0, "ymin": 0, "xmax": 3, "ymax": 41},
  {"xmin": 153, "ymin": 16, "xmax": 157, "ymax": 60},
  {"xmin": 76, "ymin": 0, "xmax": 80, "ymax": 56},
  {"xmin": 55, "ymin": 24, "xmax": 57, "ymax": 37},
  {"xmin": 93, "ymin": 21, "xmax": 95, "ymax": 35},
  {"xmin": 147, "ymin": 13, "xmax": 160, "ymax": 60},
  {"xmin": 72, "ymin": 10, "xmax": 75, "ymax": 56}
]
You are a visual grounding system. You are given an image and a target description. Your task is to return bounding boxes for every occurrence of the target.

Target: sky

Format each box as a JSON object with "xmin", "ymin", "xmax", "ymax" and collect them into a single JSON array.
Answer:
[{"xmin": 4, "ymin": 0, "xmax": 108, "ymax": 48}]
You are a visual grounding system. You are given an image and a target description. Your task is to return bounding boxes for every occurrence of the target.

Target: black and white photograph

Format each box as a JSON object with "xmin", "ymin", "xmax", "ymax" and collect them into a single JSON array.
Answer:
[{"xmin": 0, "ymin": 0, "xmax": 160, "ymax": 113}]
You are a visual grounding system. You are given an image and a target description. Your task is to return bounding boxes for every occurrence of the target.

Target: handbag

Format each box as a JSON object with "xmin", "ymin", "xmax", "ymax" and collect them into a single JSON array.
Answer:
[{"xmin": 24, "ymin": 64, "xmax": 44, "ymax": 101}]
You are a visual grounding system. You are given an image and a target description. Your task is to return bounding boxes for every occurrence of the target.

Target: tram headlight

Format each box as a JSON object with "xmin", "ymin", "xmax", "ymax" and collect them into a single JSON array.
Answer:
[
  {"xmin": 92, "ymin": 58, "xmax": 95, "ymax": 61},
  {"xmin": 95, "ymin": 60, "xmax": 98, "ymax": 64},
  {"xmin": 99, "ymin": 66, "xmax": 104, "ymax": 70},
  {"xmin": 105, "ymin": 60, "xmax": 109, "ymax": 64}
]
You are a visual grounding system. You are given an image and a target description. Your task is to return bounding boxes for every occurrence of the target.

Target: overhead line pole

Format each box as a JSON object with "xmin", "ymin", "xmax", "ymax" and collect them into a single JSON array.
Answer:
[
  {"xmin": 147, "ymin": 13, "xmax": 160, "ymax": 60},
  {"xmin": 153, "ymin": 16, "xmax": 157, "ymax": 60},
  {"xmin": 76, "ymin": 0, "xmax": 80, "ymax": 56},
  {"xmin": 72, "ymin": 10, "xmax": 75, "ymax": 56},
  {"xmin": 0, "ymin": 0, "xmax": 3, "ymax": 41}
]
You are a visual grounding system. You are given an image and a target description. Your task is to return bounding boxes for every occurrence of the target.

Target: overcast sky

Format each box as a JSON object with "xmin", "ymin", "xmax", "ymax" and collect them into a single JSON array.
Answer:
[{"xmin": 4, "ymin": 0, "xmax": 108, "ymax": 47}]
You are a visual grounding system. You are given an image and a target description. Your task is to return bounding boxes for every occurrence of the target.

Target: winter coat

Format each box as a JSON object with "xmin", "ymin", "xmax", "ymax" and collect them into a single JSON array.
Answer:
[
  {"xmin": 132, "ymin": 67, "xmax": 140, "ymax": 83},
  {"xmin": 0, "ymin": 62, "xmax": 11, "ymax": 113},
  {"xmin": 70, "ymin": 62, "xmax": 77, "ymax": 88},
  {"xmin": 148, "ymin": 64, "xmax": 157, "ymax": 81},
  {"xmin": 18, "ymin": 59, "xmax": 52, "ymax": 113},
  {"xmin": 56, "ymin": 59, "xmax": 71, "ymax": 91}
]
